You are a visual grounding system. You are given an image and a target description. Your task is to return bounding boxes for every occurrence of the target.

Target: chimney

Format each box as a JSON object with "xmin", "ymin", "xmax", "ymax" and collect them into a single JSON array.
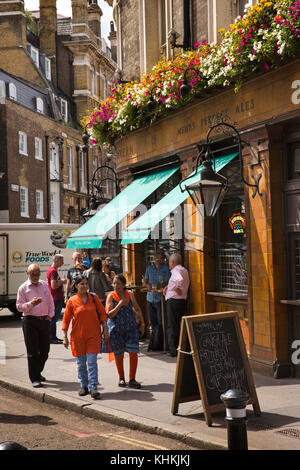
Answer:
[
  {"xmin": 72, "ymin": 0, "xmax": 89, "ymax": 39},
  {"xmin": 88, "ymin": 0, "xmax": 102, "ymax": 39},
  {"xmin": 0, "ymin": 0, "xmax": 27, "ymax": 49},
  {"xmin": 108, "ymin": 21, "xmax": 117, "ymax": 63},
  {"xmin": 39, "ymin": 0, "xmax": 57, "ymax": 83}
]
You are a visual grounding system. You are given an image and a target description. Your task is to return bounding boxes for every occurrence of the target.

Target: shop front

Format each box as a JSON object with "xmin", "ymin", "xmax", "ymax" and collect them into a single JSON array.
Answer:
[{"xmin": 114, "ymin": 58, "xmax": 300, "ymax": 378}]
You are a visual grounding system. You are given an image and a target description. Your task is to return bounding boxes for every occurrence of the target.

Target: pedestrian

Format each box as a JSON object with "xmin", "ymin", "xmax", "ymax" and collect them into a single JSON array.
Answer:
[
  {"xmin": 106, "ymin": 274, "xmax": 145, "ymax": 389},
  {"xmin": 62, "ymin": 275, "xmax": 108, "ymax": 399},
  {"xmin": 105, "ymin": 256, "xmax": 120, "ymax": 274},
  {"xmin": 81, "ymin": 251, "xmax": 91, "ymax": 270},
  {"xmin": 144, "ymin": 250, "xmax": 170, "ymax": 351},
  {"xmin": 163, "ymin": 253, "xmax": 190, "ymax": 357},
  {"xmin": 85, "ymin": 257, "xmax": 113, "ymax": 307},
  {"xmin": 46, "ymin": 254, "xmax": 67, "ymax": 344},
  {"xmin": 65, "ymin": 251, "xmax": 84, "ymax": 303},
  {"xmin": 102, "ymin": 259, "xmax": 116, "ymax": 284},
  {"xmin": 16, "ymin": 263, "xmax": 54, "ymax": 388}
]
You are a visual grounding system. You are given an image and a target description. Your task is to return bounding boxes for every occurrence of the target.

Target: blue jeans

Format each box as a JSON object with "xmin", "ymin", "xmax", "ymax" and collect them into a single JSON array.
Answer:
[
  {"xmin": 76, "ymin": 353, "xmax": 98, "ymax": 391},
  {"xmin": 147, "ymin": 301, "xmax": 162, "ymax": 328},
  {"xmin": 50, "ymin": 299, "xmax": 64, "ymax": 340}
]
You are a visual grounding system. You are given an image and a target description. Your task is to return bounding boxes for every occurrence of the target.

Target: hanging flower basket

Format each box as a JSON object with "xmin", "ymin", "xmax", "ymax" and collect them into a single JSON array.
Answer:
[{"xmin": 83, "ymin": 0, "xmax": 300, "ymax": 146}]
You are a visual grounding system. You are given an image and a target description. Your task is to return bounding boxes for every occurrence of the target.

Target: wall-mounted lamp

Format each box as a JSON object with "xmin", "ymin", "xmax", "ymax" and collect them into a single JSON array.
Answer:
[
  {"xmin": 146, "ymin": 86, "xmax": 163, "ymax": 113},
  {"xmin": 113, "ymin": 67, "xmax": 130, "ymax": 85},
  {"xmin": 179, "ymin": 67, "xmax": 202, "ymax": 98},
  {"xmin": 180, "ymin": 121, "xmax": 263, "ymax": 218},
  {"xmin": 168, "ymin": 29, "xmax": 184, "ymax": 50},
  {"xmin": 0, "ymin": 171, "xmax": 6, "ymax": 179}
]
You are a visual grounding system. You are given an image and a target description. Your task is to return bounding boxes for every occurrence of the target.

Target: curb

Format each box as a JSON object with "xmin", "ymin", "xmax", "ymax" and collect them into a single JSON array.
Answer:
[{"xmin": 0, "ymin": 376, "xmax": 226, "ymax": 450}]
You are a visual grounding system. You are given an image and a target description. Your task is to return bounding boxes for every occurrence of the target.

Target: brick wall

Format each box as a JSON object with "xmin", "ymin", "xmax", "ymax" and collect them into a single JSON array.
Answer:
[{"xmin": 120, "ymin": 0, "xmax": 140, "ymax": 80}]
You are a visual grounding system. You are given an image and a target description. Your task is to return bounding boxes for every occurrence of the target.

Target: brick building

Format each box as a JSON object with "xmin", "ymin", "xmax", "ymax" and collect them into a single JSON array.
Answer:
[
  {"xmin": 0, "ymin": 0, "xmax": 117, "ymax": 233},
  {"xmin": 83, "ymin": 0, "xmax": 300, "ymax": 378}
]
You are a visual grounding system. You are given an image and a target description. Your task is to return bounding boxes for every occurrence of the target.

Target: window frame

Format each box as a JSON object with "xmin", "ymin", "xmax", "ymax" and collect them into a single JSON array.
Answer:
[
  {"xmin": 35, "ymin": 189, "xmax": 44, "ymax": 219},
  {"xmin": 36, "ymin": 97, "xmax": 44, "ymax": 114},
  {"xmin": 20, "ymin": 186, "xmax": 29, "ymax": 218},
  {"xmin": 67, "ymin": 146, "xmax": 73, "ymax": 187},
  {"xmin": 30, "ymin": 45, "xmax": 39, "ymax": 68},
  {"xmin": 45, "ymin": 57, "xmax": 51, "ymax": 80},
  {"xmin": 34, "ymin": 137, "xmax": 43, "ymax": 161},
  {"xmin": 9, "ymin": 82, "xmax": 17, "ymax": 101},
  {"xmin": 61, "ymin": 99, "xmax": 68, "ymax": 123},
  {"xmin": 79, "ymin": 151, "xmax": 86, "ymax": 192},
  {"xmin": 19, "ymin": 131, "xmax": 28, "ymax": 156}
]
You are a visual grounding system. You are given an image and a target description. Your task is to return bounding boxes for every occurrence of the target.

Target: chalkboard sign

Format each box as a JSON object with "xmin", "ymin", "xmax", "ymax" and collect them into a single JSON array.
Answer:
[{"xmin": 172, "ymin": 311, "xmax": 260, "ymax": 426}]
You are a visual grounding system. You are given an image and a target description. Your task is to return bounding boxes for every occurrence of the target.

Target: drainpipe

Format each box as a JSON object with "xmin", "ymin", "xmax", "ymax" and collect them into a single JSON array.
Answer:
[{"xmin": 44, "ymin": 132, "xmax": 51, "ymax": 222}]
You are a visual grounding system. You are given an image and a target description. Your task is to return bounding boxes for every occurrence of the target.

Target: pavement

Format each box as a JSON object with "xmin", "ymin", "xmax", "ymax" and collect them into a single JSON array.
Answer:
[{"xmin": 0, "ymin": 312, "xmax": 300, "ymax": 451}]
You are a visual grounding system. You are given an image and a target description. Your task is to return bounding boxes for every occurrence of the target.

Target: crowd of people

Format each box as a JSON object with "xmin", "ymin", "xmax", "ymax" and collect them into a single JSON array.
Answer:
[{"xmin": 16, "ymin": 249, "xmax": 189, "ymax": 398}]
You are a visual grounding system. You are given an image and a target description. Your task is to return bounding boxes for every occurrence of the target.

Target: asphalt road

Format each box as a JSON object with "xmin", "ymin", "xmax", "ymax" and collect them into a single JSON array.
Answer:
[{"xmin": 0, "ymin": 385, "xmax": 200, "ymax": 452}]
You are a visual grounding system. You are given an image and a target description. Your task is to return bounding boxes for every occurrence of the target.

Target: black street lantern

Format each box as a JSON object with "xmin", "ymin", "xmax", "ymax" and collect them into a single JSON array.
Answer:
[
  {"xmin": 180, "ymin": 120, "xmax": 262, "ymax": 218},
  {"xmin": 184, "ymin": 159, "xmax": 229, "ymax": 218}
]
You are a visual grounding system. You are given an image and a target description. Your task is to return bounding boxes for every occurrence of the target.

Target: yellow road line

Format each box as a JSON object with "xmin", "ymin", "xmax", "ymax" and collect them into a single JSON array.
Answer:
[{"xmin": 100, "ymin": 432, "xmax": 168, "ymax": 450}]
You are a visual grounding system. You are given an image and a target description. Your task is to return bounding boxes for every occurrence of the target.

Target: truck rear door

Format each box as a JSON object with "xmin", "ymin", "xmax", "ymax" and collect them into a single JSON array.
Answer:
[{"xmin": 0, "ymin": 235, "xmax": 8, "ymax": 295}]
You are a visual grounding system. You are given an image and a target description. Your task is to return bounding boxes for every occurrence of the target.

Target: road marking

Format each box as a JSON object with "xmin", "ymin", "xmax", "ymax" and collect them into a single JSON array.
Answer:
[
  {"xmin": 99, "ymin": 432, "xmax": 168, "ymax": 450},
  {"xmin": 56, "ymin": 427, "xmax": 168, "ymax": 450},
  {"xmin": 56, "ymin": 425, "xmax": 99, "ymax": 438}
]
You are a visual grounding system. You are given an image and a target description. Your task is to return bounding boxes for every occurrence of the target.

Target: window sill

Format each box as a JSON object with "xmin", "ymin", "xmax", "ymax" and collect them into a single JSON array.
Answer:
[
  {"xmin": 19, "ymin": 152, "xmax": 28, "ymax": 157},
  {"xmin": 280, "ymin": 299, "xmax": 300, "ymax": 306},
  {"xmin": 207, "ymin": 291, "xmax": 248, "ymax": 301}
]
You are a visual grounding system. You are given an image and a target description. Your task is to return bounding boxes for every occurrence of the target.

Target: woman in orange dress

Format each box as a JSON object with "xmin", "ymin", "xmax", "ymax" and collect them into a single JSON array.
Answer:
[
  {"xmin": 62, "ymin": 275, "xmax": 108, "ymax": 399},
  {"xmin": 106, "ymin": 274, "xmax": 145, "ymax": 389}
]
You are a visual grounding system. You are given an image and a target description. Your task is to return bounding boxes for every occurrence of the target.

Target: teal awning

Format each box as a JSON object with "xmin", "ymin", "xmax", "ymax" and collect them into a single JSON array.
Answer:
[
  {"xmin": 66, "ymin": 166, "xmax": 179, "ymax": 249},
  {"xmin": 121, "ymin": 153, "xmax": 238, "ymax": 244}
]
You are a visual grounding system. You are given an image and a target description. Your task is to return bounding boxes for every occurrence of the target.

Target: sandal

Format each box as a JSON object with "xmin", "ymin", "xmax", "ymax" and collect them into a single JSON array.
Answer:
[
  {"xmin": 118, "ymin": 378, "xmax": 127, "ymax": 387},
  {"xmin": 128, "ymin": 379, "xmax": 141, "ymax": 389}
]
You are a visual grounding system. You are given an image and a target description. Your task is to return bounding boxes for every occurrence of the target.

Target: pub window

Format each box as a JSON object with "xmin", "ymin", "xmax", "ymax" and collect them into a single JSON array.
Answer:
[
  {"xmin": 288, "ymin": 142, "xmax": 300, "ymax": 179},
  {"xmin": 216, "ymin": 159, "xmax": 247, "ymax": 293},
  {"xmin": 143, "ymin": 169, "xmax": 184, "ymax": 269}
]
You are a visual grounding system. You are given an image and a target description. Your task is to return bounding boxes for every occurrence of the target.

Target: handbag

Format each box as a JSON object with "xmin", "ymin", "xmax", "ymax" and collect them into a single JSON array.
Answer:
[{"xmin": 90, "ymin": 292, "xmax": 113, "ymax": 354}]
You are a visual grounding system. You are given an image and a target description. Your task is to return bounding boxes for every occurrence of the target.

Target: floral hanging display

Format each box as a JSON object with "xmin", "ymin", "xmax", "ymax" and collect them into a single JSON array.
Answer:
[{"xmin": 83, "ymin": 0, "xmax": 300, "ymax": 146}]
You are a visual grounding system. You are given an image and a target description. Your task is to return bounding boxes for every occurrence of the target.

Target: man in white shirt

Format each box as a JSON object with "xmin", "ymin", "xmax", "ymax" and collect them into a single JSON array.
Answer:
[{"xmin": 163, "ymin": 253, "xmax": 189, "ymax": 357}]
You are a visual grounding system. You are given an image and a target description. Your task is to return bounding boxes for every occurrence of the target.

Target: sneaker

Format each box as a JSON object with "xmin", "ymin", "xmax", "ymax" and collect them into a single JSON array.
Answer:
[
  {"xmin": 32, "ymin": 381, "xmax": 43, "ymax": 388},
  {"xmin": 128, "ymin": 379, "xmax": 141, "ymax": 389},
  {"xmin": 78, "ymin": 387, "xmax": 89, "ymax": 396},
  {"xmin": 90, "ymin": 389, "xmax": 101, "ymax": 399},
  {"xmin": 118, "ymin": 378, "xmax": 127, "ymax": 387}
]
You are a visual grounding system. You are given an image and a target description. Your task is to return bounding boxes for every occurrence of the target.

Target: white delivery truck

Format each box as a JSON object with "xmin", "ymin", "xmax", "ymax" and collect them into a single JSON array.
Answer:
[{"xmin": 0, "ymin": 223, "xmax": 78, "ymax": 317}]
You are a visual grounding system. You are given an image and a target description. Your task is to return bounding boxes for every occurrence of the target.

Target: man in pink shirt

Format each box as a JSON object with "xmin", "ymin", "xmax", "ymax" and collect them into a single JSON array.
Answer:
[
  {"xmin": 17, "ymin": 263, "xmax": 54, "ymax": 388},
  {"xmin": 163, "ymin": 253, "xmax": 189, "ymax": 357}
]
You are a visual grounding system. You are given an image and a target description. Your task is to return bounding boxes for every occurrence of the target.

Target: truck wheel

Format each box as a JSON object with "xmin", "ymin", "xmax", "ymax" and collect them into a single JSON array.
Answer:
[{"xmin": 8, "ymin": 303, "xmax": 22, "ymax": 319}]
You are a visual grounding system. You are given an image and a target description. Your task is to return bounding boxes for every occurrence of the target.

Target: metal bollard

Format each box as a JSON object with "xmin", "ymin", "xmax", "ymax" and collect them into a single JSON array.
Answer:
[{"xmin": 220, "ymin": 389, "xmax": 249, "ymax": 450}]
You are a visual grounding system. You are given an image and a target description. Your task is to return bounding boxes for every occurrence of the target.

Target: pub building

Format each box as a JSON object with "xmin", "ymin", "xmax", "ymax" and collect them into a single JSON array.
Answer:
[
  {"xmin": 115, "ymin": 57, "xmax": 300, "ymax": 379},
  {"xmin": 68, "ymin": 57, "xmax": 300, "ymax": 379}
]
